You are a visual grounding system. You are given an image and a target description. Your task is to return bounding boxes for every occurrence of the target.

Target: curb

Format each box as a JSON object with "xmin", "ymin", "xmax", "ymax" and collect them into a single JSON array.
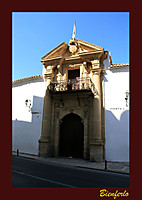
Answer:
[
  {"xmin": 76, "ymin": 166, "xmax": 129, "ymax": 175},
  {"xmin": 12, "ymin": 153, "xmax": 129, "ymax": 175}
]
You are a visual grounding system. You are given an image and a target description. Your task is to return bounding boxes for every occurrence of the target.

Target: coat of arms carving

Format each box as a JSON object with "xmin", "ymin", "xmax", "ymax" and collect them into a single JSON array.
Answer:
[{"xmin": 69, "ymin": 44, "xmax": 78, "ymax": 54}]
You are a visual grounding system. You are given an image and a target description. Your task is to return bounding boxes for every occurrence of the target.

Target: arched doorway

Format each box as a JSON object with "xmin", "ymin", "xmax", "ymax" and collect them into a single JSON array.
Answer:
[{"xmin": 59, "ymin": 113, "xmax": 84, "ymax": 158}]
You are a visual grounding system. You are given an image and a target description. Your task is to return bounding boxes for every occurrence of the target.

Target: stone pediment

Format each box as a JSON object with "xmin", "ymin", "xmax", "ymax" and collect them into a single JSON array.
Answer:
[
  {"xmin": 41, "ymin": 42, "xmax": 68, "ymax": 60},
  {"xmin": 41, "ymin": 39, "xmax": 104, "ymax": 61},
  {"xmin": 77, "ymin": 39, "xmax": 104, "ymax": 52}
]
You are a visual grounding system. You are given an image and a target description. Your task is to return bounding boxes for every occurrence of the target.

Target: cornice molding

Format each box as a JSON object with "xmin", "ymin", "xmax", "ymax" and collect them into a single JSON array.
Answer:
[
  {"xmin": 109, "ymin": 63, "xmax": 129, "ymax": 70},
  {"xmin": 42, "ymin": 50, "xmax": 104, "ymax": 64}
]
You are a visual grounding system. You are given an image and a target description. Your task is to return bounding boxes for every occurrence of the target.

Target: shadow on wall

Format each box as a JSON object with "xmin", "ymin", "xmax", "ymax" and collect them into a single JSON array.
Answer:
[
  {"xmin": 105, "ymin": 109, "xmax": 129, "ymax": 162},
  {"xmin": 12, "ymin": 95, "xmax": 129, "ymax": 161},
  {"xmin": 110, "ymin": 68, "xmax": 129, "ymax": 73},
  {"xmin": 12, "ymin": 96, "xmax": 44, "ymax": 155}
]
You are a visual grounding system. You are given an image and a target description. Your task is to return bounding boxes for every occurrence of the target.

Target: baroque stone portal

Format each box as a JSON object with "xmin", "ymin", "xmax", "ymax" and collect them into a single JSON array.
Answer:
[{"xmin": 38, "ymin": 37, "xmax": 107, "ymax": 161}]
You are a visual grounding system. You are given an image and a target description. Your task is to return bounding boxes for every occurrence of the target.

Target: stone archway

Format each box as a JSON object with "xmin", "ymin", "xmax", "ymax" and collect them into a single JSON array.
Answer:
[{"xmin": 59, "ymin": 113, "xmax": 84, "ymax": 158}]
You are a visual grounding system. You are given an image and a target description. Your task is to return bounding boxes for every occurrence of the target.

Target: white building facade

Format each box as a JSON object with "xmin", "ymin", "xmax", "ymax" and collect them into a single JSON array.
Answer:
[
  {"xmin": 12, "ymin": 41, "xmax": 129, "ymax": 162},
  {"xmin": 104, "ymin": 64, "xmax": 129, "ymax": 162},
  {"xmin": 12, "ymin": 75, "xmax": 45, "ymax": 155}
]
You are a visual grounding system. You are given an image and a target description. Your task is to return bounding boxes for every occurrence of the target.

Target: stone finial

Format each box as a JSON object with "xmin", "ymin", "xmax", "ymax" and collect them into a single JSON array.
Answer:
[{"xmin": 72, "ymin": 21, "xmax": 76, "ymax": 40}]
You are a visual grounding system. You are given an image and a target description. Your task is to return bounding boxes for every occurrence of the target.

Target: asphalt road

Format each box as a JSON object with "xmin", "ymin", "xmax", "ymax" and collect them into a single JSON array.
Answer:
[{"xmin": 12, "ymin": 155, "xmax": 129, "ymax": 188}]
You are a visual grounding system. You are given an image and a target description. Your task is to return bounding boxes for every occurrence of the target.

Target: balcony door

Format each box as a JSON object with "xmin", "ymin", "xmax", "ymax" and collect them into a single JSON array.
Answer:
[
  {"xmin": 68, "ymin": 69, "xmax": 80, "ymax": 90},
  {"xmin": 68, "ymin": 69, "xmax": 80, "ymax": 79}
]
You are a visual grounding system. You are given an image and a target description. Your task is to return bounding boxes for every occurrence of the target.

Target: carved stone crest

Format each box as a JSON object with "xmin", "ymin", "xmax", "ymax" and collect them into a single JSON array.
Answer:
[{"xmin": 69, "ymin": 45, "xmax": 78, "ymax": 54}]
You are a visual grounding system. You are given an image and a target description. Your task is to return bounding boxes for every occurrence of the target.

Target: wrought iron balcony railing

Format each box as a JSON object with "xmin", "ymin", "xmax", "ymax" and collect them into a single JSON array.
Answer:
[{"xmin": 48, "ymin": 77, "xmax": 98, "ymax": 95}]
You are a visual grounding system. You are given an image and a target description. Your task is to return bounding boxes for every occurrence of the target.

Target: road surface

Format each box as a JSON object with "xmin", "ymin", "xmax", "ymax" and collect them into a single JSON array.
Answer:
[{"xmin": 12, "ymin": 155, "xmax": 129, "ymax": 188}]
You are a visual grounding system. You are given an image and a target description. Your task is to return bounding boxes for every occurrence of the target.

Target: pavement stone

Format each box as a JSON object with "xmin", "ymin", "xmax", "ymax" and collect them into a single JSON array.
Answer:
[{"xmin": 12, "ymin": 152, "xmax": 129, "ymax": 174}]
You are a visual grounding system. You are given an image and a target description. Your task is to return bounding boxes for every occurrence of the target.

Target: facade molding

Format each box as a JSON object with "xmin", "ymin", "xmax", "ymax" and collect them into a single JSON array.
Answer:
[{"xmin": 109, "ymin": 63, "xmax": 129, "ymax": 70}]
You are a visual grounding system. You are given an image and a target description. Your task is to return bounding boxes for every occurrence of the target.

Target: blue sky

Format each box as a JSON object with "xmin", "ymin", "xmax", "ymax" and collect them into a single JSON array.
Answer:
[{"xmin": 12, "ymin": 12, "xmax": 129, "ymax": 81}]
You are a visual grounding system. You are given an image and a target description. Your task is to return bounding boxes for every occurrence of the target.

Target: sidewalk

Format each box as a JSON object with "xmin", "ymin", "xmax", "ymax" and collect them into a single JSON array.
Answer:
[{"xmin": 12, "ymin": 152, "xmax": 129, "ymax": 174}]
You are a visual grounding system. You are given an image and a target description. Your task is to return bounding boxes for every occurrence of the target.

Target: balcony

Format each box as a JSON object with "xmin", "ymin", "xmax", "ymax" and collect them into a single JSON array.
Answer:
[{"xmin": 48, "ymin": 77, "xmax": 98, "ymax": 95}]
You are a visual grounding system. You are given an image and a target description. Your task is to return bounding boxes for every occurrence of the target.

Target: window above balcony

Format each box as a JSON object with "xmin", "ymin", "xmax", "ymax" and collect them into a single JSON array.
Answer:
[{"xmin": 68, "ymin": 69, "xmax": 80, "ymax": 79}]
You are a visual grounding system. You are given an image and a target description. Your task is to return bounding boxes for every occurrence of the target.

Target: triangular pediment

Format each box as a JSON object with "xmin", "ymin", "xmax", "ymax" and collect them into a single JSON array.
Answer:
[
  {"xmin": 41, "ymin": 39, "xmax": 104, "ymax": 61},
  {"xmin": 41, "ymin": 42, "xmax": 68, "ymax": 60},
  {"xmin": 77, "ymin": 39, "xmax": 104, "ymax": 52}
]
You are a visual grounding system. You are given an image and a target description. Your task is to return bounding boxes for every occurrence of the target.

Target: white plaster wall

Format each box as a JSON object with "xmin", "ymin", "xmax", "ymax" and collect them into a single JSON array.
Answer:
[
  {"xmin": 12, "ymin": 78, "xmax": 45, "ymax": 155},
  {"xmin": 12, "ymin": 63, "xmax": 129, "ymax": 161},
  {"xmin": 104, "ymin": 67, "xmax": 129, "ymax": 162}
]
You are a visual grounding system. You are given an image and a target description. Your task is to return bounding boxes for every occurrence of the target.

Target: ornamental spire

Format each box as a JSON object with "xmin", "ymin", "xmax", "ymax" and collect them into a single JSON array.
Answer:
[{"xmin": 72, "ymin": 21, "xmax": 76, "ymax": 40}]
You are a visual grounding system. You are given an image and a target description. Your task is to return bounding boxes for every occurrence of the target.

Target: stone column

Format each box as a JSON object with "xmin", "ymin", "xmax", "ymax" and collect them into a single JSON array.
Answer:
[
  {"xmin": 100, "ymin": 69, "xmax": 106, "ymax": 160},
  {"xmin": 38, "ymin": 73, "xmax": 53, "ymax": 157},
  {"xmin": 54, "ymin": 108, "xmax": 60, "ymax": 157},
  {"xmin": 90, "ymin": 68, "xmax": 104, "ymax": 161},
  {"xmin": 83, "ymin": 116, "xmax": 89, "ymax": 160}
]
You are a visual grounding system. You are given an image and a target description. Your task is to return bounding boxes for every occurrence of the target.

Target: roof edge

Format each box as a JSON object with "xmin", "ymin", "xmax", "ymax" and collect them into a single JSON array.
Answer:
[
  {"xmin": 77, "ymin": 38, "xmax": 104, "ymax": 50},
  {"xmin": 109, "ymin": 63, "xmax": 129, "ymax": 69},
  {"xmin": 12, "ymin": 75, "xmax": 43, "ymax": 84}
]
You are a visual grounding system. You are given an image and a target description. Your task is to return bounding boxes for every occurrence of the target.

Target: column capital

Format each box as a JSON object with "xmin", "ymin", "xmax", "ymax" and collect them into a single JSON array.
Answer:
[
  {"xmin": 91, "ymin": 68, "xmax": 101, "ymax": 75},
  {"xmin": 44, "ymin": 73, "xmax": 52, "ymax": 80},
  {"xmin": 90, "ymin": 139, "xmax": 104, "ymax": 146}
]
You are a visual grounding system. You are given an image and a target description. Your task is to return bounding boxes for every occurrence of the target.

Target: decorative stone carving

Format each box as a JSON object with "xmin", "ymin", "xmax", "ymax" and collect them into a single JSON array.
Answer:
[
  {"xmin": 69, "ymin": 38, "xmax": 78, "ymax": 55},
  {"xmin": 69, "ymin": 45, "xmax": 78, "ymax": 54},
  {"xmin": 70, "ymin": 108, "xmax": 74, "ymax": 113},
  {"xmin": 42, "ymin": 62, "xmax": 47, "ymax": 68},
  {"xmin": 57, "ymin": 72, "xmax": 62, "ymax": 81}
]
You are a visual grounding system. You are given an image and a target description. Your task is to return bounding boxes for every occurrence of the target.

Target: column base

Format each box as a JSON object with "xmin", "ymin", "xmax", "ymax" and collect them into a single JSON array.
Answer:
[
  {"xmin": 83, "ymin": 148, "xmax": 90, "ymax": 160},
  {"xmin": 38, "ymin": 137, "xmax": 53, "ymax": 157},
  {"xmin": 90, "ymin": 139, "xmax": 104, "ymax": 162}
]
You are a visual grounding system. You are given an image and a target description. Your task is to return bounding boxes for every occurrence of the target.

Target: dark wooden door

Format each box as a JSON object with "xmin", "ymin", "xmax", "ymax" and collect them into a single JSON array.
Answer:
[{"xmin": 59, "ymin": 113, "xmax": 84, "ymax": 158}]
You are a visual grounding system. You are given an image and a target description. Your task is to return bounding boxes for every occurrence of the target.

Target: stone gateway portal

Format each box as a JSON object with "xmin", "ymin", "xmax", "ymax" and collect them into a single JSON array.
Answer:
[
  {"xmin": 59, "ymin": 114, "xmax": 84, "ymax": 158},
  {"xmin": 38, "ymin": 37, "xmax": 107, "ymax": 162}
]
